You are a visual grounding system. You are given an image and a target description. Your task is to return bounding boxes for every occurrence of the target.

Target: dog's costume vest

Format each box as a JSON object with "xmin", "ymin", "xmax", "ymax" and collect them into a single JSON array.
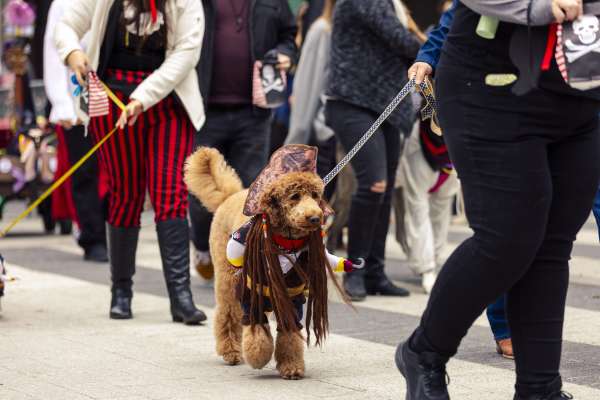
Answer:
[{"xmin": 227, "ymin": 220, "xmax": 348, "ymax": 297}]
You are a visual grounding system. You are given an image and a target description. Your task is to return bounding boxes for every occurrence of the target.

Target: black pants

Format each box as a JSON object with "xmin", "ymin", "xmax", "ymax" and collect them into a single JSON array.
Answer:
[
  {"xmin": 412, "ymin": 63, "xmax": 600, "ymax": 395},
  {"xmin": 189, "ymin": 105, "xmax": 271, "ymax": 251},
  {"xmin": 63, "ymin": 125, "xmax": 106, "ymax": 249},
  {"xmin": 326, "ymin": 100, "xmax": 402, "ymax": 276}
]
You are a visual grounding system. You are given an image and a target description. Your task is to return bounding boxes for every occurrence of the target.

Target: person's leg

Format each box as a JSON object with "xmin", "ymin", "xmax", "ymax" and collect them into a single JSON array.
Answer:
[
  {"xmin": 593, "ymin": 187, "xmax": 600, "ymax": 241},
  {"xmin": 398, "ymin": 65, "xmax": 557, "ymax": 399},
  {"xmin": 148, "ymin": 96, "xmax": 207, "ymax": 325},
  {"xmin": 429, "ymin": 172, "xmax": 459, "ymax": 269},
  {"xmin": 188, "ymin": 108, "xmax": 230, "ymax": 254},
  {"xmin": 486, "ymin": 295, "xmax": 510, "ymax": 341},
  {"xmin": 64, "ymin": 124, "xmax": 107, "ymax": 261},
  {"xmin": 365, "ymin": 122, "xmax": 410, "ymax": 297},
  {"xmin": 326, "ymin": 100, "xmax": 394, "ymax": 301},
  {"xmin": 509, "ymin": 111, "xmax": 600, "ymax": 398},
  {"xmin": 225, "ymin": 107, "xmax": 271, "ymax": 187},
  {"xmin": 89, "ymin": 85, "xmax": 145, "ymax": 320},
  {"xmin": 398, "ymin": 127, "xmax": 438, "ymax": 278}
]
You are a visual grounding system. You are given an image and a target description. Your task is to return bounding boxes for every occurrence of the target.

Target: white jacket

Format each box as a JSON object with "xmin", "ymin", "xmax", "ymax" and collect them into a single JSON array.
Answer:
[
  {"xmin": 53, "ymin": 0, "xmax": 205, "ymax": 130},
  {"xmin": 44, "ymin": 0, "xmax": 85, "ymax": 125}
]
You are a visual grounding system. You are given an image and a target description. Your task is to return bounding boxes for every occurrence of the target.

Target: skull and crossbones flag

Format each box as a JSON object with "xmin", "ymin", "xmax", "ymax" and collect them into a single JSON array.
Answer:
[{"xmin": 556, "ymin": 2, "xmax": 600, "ymax": 90}]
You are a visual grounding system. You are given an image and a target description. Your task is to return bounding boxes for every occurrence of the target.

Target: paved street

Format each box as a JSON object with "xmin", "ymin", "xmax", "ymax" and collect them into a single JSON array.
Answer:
[{"xmin": 1, "ymin": 203, "xmax": 599, "ymax": 400}]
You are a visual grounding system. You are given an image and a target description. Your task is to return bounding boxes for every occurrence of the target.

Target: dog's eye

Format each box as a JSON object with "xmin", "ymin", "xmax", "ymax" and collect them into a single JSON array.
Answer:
[
  {"xmin": 311, "ymin": 192, "xmax": 319, "ymax": 199},
  {"xmin": 290, "ymin": 193, "xmax": 301, "ymax": 201}
]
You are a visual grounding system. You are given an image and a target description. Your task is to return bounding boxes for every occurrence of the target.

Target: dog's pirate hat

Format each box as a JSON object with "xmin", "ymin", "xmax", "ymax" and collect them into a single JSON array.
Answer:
[{"xmin": 243, "ymin": 144, "xmax": 319, "ymax": 216}]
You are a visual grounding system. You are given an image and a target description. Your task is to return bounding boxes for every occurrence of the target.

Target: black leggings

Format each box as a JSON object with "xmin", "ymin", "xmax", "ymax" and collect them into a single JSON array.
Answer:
[
  {"xmin": 326, "ymin": 100, "xmax": 401, "ymax": 274},
  {"xmin": 412, "ymin": 64, "xmax": 600, "ymax": 395}
]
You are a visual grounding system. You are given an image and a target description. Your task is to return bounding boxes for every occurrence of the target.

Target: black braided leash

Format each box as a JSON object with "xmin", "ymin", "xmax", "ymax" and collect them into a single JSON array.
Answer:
[{"xmin": 322, "ymin": 78, "xmax": 439, "ymax": 187}]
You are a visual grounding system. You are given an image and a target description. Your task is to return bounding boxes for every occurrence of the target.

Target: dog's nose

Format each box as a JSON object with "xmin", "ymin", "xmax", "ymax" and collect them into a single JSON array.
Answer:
[{"xmin": 308, "ymin": 216, "xmax": 321, "ymax": 225}]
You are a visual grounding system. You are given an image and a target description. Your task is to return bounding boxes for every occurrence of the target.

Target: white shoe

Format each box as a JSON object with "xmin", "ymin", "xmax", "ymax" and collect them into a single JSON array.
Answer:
[{"xmin": 421, "ymin": 271, "xmax": 437, "ymax": 294}]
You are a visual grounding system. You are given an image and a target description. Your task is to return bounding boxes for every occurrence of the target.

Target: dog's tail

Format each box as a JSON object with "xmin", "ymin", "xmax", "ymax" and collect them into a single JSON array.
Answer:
[{"xmin": 184, "ymin": 147, "xmax": 244, "ymax": 213}]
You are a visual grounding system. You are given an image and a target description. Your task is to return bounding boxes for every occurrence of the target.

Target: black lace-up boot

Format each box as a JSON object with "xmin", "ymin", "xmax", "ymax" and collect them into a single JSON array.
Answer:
[
  {"xmin": 395, "ymin": 341, "xmax": 450, "ymax": 400},
  {"xmin": 514, "ymin": 377, "xmax": 572, "ymax": 400}
]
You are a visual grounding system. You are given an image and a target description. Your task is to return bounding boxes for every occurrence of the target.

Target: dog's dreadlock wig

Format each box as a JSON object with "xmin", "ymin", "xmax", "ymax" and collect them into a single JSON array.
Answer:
[{"xmin": 241, "ymin": 214, "xmax": 347, "ymax": 346}]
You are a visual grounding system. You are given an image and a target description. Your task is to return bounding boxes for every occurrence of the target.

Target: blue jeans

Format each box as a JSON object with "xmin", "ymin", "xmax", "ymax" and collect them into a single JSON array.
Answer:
[
  {"xmin": 594, "ymin": 187, "xmax": 600, "ymax": 241},
  {"xmin": 487, "ymin": 295, "xmax": 510, "ymax": 341}
]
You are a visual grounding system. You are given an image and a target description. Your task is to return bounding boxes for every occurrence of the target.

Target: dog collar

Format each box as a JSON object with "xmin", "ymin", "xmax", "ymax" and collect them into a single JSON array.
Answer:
[{"xmin": 272, "ymin": 234, "xmax": 308, "ymax": 251}]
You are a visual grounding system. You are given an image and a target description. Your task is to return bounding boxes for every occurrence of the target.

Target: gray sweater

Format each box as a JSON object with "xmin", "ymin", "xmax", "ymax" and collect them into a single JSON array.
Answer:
[
  {"xmin": 286, "ymin": 19, "xmax": 332, "ymax": 145},
  {"xmin": 327, "ymin": 0, "xmax": 421, "ymax": 134}
]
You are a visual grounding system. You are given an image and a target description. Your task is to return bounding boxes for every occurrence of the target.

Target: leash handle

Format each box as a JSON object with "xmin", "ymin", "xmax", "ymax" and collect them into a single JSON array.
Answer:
[{"xmin": 323, "ymin": 78, "xmax": 437, "ymax": 187}]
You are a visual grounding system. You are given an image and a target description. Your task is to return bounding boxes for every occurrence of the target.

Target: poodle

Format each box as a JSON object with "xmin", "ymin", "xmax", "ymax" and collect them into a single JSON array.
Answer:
[{"xmin": 184, "ymin": 145, "xmax": 362, "ymax": 380}]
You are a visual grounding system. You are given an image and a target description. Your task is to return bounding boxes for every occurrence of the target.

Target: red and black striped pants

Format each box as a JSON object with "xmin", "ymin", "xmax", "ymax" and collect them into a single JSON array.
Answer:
[{"xmin": 89, "ymin": 69, "xmax": 194, "ymax": 228}]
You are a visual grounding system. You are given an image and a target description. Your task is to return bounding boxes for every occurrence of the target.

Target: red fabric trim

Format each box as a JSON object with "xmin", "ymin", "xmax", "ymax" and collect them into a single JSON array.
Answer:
[
  {"xmin": 428, "ymin": 172, "xmax": 450, "ymax": 194},
  {"xmin": 52, "ymin": 126, "xmax": 78, "ymax": 223},
  {"xmin": 420, "ymin": 128, "xmax": 447, "ymax": 156},
  {"xmin": 541, "ymin": 23, "xmax": 558, "ymax": 71},
  {"xmin": 150, "ymin": 0, "xmax": 158, "ymax": 23},
  {"xmin": 272, "ymin": 234, "xmax": 308, "ymax": 251}
]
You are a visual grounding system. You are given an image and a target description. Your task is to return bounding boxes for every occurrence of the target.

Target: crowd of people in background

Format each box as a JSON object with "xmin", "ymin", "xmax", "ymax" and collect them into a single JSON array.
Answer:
[{"xmin": 0, "ymin": 0, "xmax": 594, "ymax": 398}]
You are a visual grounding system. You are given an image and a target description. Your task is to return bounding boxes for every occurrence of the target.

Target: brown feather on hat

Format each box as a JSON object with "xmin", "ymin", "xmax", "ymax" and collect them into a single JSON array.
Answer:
[{"xmin": 243, "ymin": 144, "xmax": 319, "ymax": 216}]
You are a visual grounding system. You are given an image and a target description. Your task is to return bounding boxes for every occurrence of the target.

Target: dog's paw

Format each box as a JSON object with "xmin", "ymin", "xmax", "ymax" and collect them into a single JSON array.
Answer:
[
  {"xmin": 278, "ymin": 363, "xmax": 305, "ymax": 380},
  {"xmin": 222, "ymin": 351, "xmax": 242, "ymax": 366}
]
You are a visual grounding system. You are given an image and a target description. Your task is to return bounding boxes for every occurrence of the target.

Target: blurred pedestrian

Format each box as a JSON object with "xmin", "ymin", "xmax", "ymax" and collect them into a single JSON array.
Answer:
[
  {"xmin": 325, "ymin": 0, "xmax": 423, "ymax": 301},
  {"xmin": 189, "ymin": 0, "xmax": 297, "ymax": 280},
  {"xmin": 397, "ymin": 1, "xmax": 599, "ymax": 399},
  {"xmin": 406, "ymin": 0, "xmax": 514, "ymax": 358},
  {"xmin": 55, "ymin": 0, "xmax": 207, "ymax": 324},
  {"xmin": 43, "ymin": 0, "xmax": 108, "ymax": 263},
  {"xmin": 396, "ymin": 119, "xmax": 459, "ymax": 294},
  {"xmin": 286, "ymin": 0, "xmax": 337, "ymax": 199}
]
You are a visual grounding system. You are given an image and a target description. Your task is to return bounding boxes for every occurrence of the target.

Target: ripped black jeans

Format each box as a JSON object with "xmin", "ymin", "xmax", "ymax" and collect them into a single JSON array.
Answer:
[{"xmin": 326, "ymin": 100, "xmax": 403, "ymax": 278}]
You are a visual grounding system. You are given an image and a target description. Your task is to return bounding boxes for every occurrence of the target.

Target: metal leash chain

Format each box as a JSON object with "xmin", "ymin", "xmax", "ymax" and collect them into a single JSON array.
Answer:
[{"xmin": 322, "ymin": 78, "xmax": 437, "ymax": 186}]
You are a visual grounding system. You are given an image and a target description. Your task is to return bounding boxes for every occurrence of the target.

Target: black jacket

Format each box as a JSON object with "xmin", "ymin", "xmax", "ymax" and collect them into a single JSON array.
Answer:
[
  {"xmin": 198, "ymin": 0, "xmax": 298, "ymax": 106},
  {"xmin": 327, "ymin": 0, "xmax": 421, "ymax": 133}
]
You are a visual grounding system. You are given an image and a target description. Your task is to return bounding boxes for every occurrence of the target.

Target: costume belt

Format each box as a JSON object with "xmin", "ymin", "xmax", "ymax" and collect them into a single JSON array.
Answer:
[{"xmin": 246, "ymin": 276, "xmax": 305, "ymax": 297}]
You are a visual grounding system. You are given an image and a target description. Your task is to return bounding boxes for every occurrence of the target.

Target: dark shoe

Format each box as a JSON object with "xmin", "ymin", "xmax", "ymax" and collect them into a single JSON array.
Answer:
[
  {"xmin": 514, "ymin": 377, "xmax": 572, "ymax": 399},
  {"xmin": 343, "ymin": 270, "xmax": 367, "ymax": 301},
  {"xmin": 395, "ymin": 341, "xmax": 450, "ymax": 400},
  {"xmin": 110, "ymin": 288, "xmax": 132, "ymax": 319},
  {"xmin": 366, "ymin": 273, "xmax": 410, "ymax": 297},
  {"xmin": 84, "ymin": 243, "xmax": 109, "ymax": 263},
  {"xmin": 156, "ymin": 219, "xmax": 207, "ymax": 325},
  {"xmin": 108, "ymin": 225, "xmax": 139, "ymax": 320},
  {"xmin": 514, "ymin": 392, "xmax": 573, "ymax": 399}
]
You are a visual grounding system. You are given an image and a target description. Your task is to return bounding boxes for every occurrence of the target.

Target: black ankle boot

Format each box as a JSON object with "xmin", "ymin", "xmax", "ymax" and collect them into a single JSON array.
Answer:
[
  {"xmin": 514, "ymin": 377, "xmax": 572, "ymax": 400},
  {"xmin": 156, "ymin": 219, "xmax": 207, "ymax": 325},
  {"xmin": 108, "ymin": 225, "xmax": 139, "ymax": 320},
  {"xmin": 110, "ymin": 288, "xmax": 132, "ymax": 319},
  {"xmin": 366, "ymin": 264, "xmax": 410, "ymax": 297},
  {"xmin": 344, "ymin": 269, "xmax": 367, "ymax": 301},
  {"xmin": 395, "ymin": 341, "xmax": 450, "ymax": 400}
]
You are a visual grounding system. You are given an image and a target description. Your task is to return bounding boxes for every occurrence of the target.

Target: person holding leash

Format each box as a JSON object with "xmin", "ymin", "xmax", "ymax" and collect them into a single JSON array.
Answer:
[
  {"xmin": 397, "ymin": 0, "xmax": 599, "ymax": 399},
  {"xmin": 54, "ymin": 0, "xmax": 207, "ymax": 324}
]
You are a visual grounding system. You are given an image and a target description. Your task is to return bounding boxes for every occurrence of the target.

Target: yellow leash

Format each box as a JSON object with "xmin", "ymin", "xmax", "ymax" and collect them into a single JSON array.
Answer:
[{"xmin": 0, "ymin": 83, "xmax": 127, "ymax": 238}]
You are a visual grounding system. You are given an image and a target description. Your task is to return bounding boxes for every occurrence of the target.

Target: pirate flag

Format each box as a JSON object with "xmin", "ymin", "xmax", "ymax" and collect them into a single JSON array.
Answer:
[{"xmin": 556, "ymin": 2, "xmax": 600, "ymax": 90}]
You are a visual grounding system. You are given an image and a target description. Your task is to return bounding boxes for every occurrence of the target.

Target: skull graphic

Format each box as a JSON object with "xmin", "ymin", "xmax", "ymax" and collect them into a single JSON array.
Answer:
[{"xmin": 573, "ymin": 15, "xmax": 600, "ymax": 45}]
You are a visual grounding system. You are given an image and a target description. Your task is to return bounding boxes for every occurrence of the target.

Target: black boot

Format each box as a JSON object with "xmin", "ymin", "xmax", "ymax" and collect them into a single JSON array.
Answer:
[
  {"xmin": 156, "ymin": 219, "xmax": 207, "ymax": 325},
  {"xmin": 365, "ymin": 263, "xmax": 410, "ymax": 297},
  {"xmin": 395, "ymin": 341, "xmax": 450, "ymax": 400},
  {"xmin": 343, "ymin": 269, "xmax": 367, "ymax": 302},
  {"xmin": 108, "ymin": 225, "xmax": 139, "ymax": 319},
  {"xmin": 514, "ymin": 377, "xmax": 572, "ymax": 399},
  {"xmin": 84, "ymin": 243, "xmax": 109, "ymax": 263}
]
